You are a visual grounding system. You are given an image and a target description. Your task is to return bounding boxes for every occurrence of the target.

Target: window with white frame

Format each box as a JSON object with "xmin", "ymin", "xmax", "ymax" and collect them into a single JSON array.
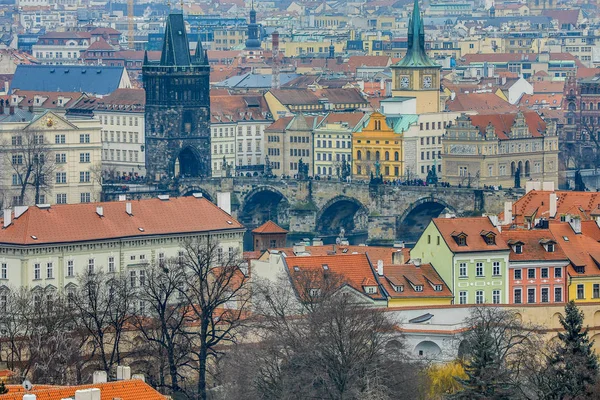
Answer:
[
  {"xmin": 1, "ymin": 263, "xmax": 6, "ymax": 280},
  {"xmin": 130, "ymin": 270, "xmax": 137, "ymax": 287},
  {"xmin": 108, "ymin": 257, "xmax": 115, "ymax": 273},
  {"xmin": 555, "ymin": 267, "xmax": 562, "ymax": 278},
  {"xmin": 47, "ymin": 262, "xmax": 53, "ymax": 279},
  {"xmin": 476, "ymin": 262, "xmax": 484, "ymax": 277},
  {"xmin": 492, "ymin": 261, "xmax": 500, "ymax": 276},
  {"xmin": 555, "ymin": 286, "xmax": 563, "ymax": 302},
  {"xmin": 527, "ymin": 288, "xmax": 536, "ymax": 303},
  {"xmin": 541, "ymin": 268, "xmax": 549, "ymax": 279},
  {"xmin": 514, "ymin": 288, "xmax": 522, "ymax": 304},
  {"xmin": 139, "ymin": 270, "xmax": 146, "ymax": 286},
  {"xmin": 88, "ymin": 259, "xmax": 95, "ymax": 274},
  {"xmin": 67, "ymin": 260, "xmax": 74, "ymax": 277},
  {"xmin": 541, "ymin": 287, "xmax": 549, "ymax": 303},
  {"xmin": 459, "ymin": 291, "xmax": 467, "ymax": 304},
  {"xmin": 459, "ymin": 262, "xmax": 467, "ymax": 277},
  {"xmin": 476, "ymin": 290, "xmax": 484, "ymax": 304},
  {"xmin": 34, "ymin": 263, "xmax": 41, "ymax": 280},
  {"xmin": 158, "ymin": 252, "xmax": 165, "ymax": 267},
  {"xmin": 492, "ymin": 289, "xmax": 500, "ymax": 304}
]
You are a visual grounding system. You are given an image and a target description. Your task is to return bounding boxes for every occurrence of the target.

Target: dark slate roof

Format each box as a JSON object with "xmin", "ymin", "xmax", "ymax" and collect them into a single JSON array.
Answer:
[
  {"xmin": 160, "ymin": 13, "xmax": 192, "ymax": 66},
  {"xmin": 11, "ymin": 65, "xmax": 125, "ymax": 95}
]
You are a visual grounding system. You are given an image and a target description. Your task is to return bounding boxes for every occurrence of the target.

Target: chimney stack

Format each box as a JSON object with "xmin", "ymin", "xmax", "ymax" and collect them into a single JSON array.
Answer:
[
  {"xmin": 549, "ymin": 193, "xmax": 558, "ymax": 218},
  {"xmin": 116, "ymin": 365, "xmax": 131, "ymax": 380},
  {"xmin": 93, "ymin": 370, "xmax": 107, "ymax": 384},
  {"xmin": 377, "ymin": 260, "xmax": 384, "ymax": 276},
  {"xmin": 503, "ymin": 201, "xmax": 513, "ymax": 226},
  {"xmin": 3, "ymin": 209, "xmax": 12, "ymax": 228},
  {"xmin": 126, "ymin": 202, "xmax": 132, "ymax": 215},
  {"xmin": 23, "ymin": 395, "xmax": 37, "ymax": 400},
  {"xmin": 569, "ymin": 216, "xmax": 582, "ymax": 234},
  {"xmin": 217, "ymin": 192, "xmax": 232, "ymax": 215},
  {"xmin": 96, "ymin": 206, "xmax": 104, "ymax": 217},
  {"xmin": 74, "ymin": 388, "xmax": 101, "ymax": 400}
]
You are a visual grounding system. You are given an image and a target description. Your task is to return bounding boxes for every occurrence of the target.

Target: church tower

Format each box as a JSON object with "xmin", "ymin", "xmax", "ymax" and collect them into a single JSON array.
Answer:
[
  {"xmin": 244, "ymin": 0, "xmax": 262, "ymax": 59},
  {"xmin": 143, "ymin": 12, "xmax": 211, "ymax": 180},
  {"xmin": 390, "ymin": 0, "xmax": 441, "ymax": 113}
]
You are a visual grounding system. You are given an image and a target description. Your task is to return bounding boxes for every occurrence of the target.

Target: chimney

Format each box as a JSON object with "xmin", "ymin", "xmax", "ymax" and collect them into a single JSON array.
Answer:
[
  {"xmin": 392, "ymin": 251, "xmax": 403, "ymax": 265},
  {"xmin": 118, "ymin": 194, "xmax": 126, "ymax": 201},
  {"xmin": 23, "ymin": 395, "xmax": 37, "ymax": 400},
  {"xmin": 126, "ymin": 202, "xmax": 132, "ymax": 215},
  {"xmin": 549, "ymin": 193, "xmax": 557, "ymax": 218},
  {"xmin": 132, "ymin": 373, "xmax": 146, "ymax": 382},
  {"xmin": 3, "ymin": 209, "xmax": 12, "ymax": 228},
  {"xmin": 9, "ymin": 106, "xmax": 14, "ymax": 115},
  {"xmin": 412, "ymin": 258, "xmax": 421, "ymax": 267},
  {"xmin": 96, "ymin": 206, "xmax": 104, "ymax": 217},
  {"xmin": 74, "ymin": 388, "xmax": 101, "ymax": 400},
  {"xmin": 217, "ymin": 192, "xmax": 231, "ymax": 215},
  {"xmin": 93, "ymin": 370, "xmax": 107, "ymax": 384},
  {"xmin": 488, "ymin": 214, "xmax": 499, "ymax": 227},
  {"xmin": 569, "ymin": 216, "xmax": 581, "ymax": 234},
  {"xmin": 116, "ymin": 365, "xmax": 131, "ymax": 380},
  {"xmin": 377, "ymin": 260, "xmax": 384, "ymax": 276},
  {"xmin": 503, "ymin": 201, "xmax": 513, "ymax": 226}
]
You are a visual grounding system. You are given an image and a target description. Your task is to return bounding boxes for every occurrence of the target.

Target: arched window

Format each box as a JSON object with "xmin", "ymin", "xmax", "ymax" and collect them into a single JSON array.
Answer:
[
  {"xmin": 511, "ymin": 161, "xmax": 516, "ymax": 176},
  {"xmin": 581, "ymin": 102, "xmax": 586, "ymax": 110},
  {"xmin": 357, "ymin": 166, "xmax": 362, "ymax": 175},
  {"xmin": 568, "ymin": 102, "xmax": 576, "ymax": 111},
  {"xmin": 376, "ymin": 151, "xmax": 380, "ymax": 161},
  {"xmin": 385, "ymin": 151, "xmax": 390, "ymax": 161},
  {"xmin": 366, "ymin": 151, "xmax": 371, "ymax": 161},
  {"xmin": 394, "ymin": 151, "xmax": 399, "ymax": 161},
  {"xmin": 525, "ymin": 160, "xmax": 530, "ymax": 177},
  {"xmin": 357, "ymin": 150, "xmax": 362, "ymax": 160},
  {"xmin": 375, "ymin": 120, "xmax": 381, "ymax": 130}
]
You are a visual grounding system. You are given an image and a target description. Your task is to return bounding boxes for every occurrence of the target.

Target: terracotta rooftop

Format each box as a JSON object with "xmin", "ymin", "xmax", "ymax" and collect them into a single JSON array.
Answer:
[
  {"xmin": 86, "ymin": 38, "xmax": 115, "ymax": 51},
  {"xmin": 446, "ymin": 92, "xmax": 517, "ymax": 114},
  {"xmin": 468, "ymin": 111, "xmax": 547, "ymax": 140},
  {"xmin": 252, "ymin": 220, "xmax": 288, "ymax": 234},
  {"xmin": 379, "ymin": 263, "xmax": 452, "ymax": 299},
  {"xmin": 500, "ymin": 229, "xmax": 568, "ymax": 262},
  {"xmin": 0, "ymin": 197, "xmax": 243, "ymax": 246},
  {"xmin": 549, "ymin": 221, "xmax": 600, "ymax": 277},
  {"xmin": 433, "ymin": 217, "xmax": 509, "ymax": 253},
  {"xmin": 284, "ymin": 253, "xmax": 385, "ymax": 300},
  {"xmin": 210, "ymin": 93, "xmax": 270, "ymax": 123},
  {"xmin": 10, "ymin": 90, "xmax": 85, "ymax": 109},
  {"xmin": 509, "ymin": 191, "xmax": 600, "ymax": 226},
  {"xmin": 2, "ymin": 380, "xmax": 166, "ymax": 400},
  {"xmin": 273, "ymin": 244, "xmax": 409, "ymax": 264}
]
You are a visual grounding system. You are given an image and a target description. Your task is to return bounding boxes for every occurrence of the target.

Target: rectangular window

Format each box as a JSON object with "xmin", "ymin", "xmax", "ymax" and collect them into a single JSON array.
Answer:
[
  {"xmin": 594, "ymin": 284, "xmax": 600, "ymax": 299},
  {"xmin": 577, "ymin": 284, "xmax": 585, "ymax": 299},
  {"xmin": 88, "ymin": 259, "xmax": 95, "ymax": 274},
  {"xmin": 47, "ymin": 262, "xmax": 53, "ymax": 279},
  {"xmin": 528, "ymin": 269, "xmax": 536, "ymax": 279},
  {"xmin": 514, "ymin": 288, "xmax": 522, "ymax": 304},
  {"xmin": 555, "ymin": 267, "xmax": 562, "ymax": 278},
  {"xmin": 476, "ymin": 262, "xmax": 484, "ymax": 277},
  {"xmin": 528, "ymin": 288, "xmax": 536, "ymax": 303},
  {"xmin": 459, "ymin": 263, "xmax": 467, "ymax": 277},
  {"xmin": 80, "ymin": 171, "xmax": 91, "ymax": 183},
  {"xmin": 79, "ymin": 153, "xmax": 90, "ymax": 163},
  {"xmin": 476, "ymin": 290, "xmax": 484, "ymax": 304},
  {"xmin": 492, "ymin": 289, "xmax": 500, "ymax": 304},
  {"xmin": 80, "ymin": 193, "xmax": 91, "ymax": 203},
  {"xmin": 67, "ymin": 260, "xmax": 74, "ymax": 277},
  {"xmin": 108, "ymin": 256, "xmax": 115, "ymax": 273},
  {"xmin": 492, "ymin": 261, "xmax": 500, "ymax": 276},
  {"xmin": 56, "ymin": 153, "xmax": 66, "ymax": 163},
  {"xmin": 139, "ymin": 270, "xmax": 146, "ymax": 286},
  {"xmin": 55, "ymin": 172, "xmax": 67, "ymax": 184},
  {"xmin": 1, "ymin": 263, "xmax": 6, "ymax": 279},
  {"xmin": 158, "ymin": 252, "xmax": 165, "ymax": 267},
  {"xmin": 34, "ymin": 263, "xmax": 40, "ymax": 280},
  {"xmin": 541, "ymin": 268, "xmax": 549, "ymax": 279},
  {"xmin": 459, "ymin": 291, "xmax": 467, "ymax": 304},
  {"xmin": 79, "ymin": 134, "xmax": 90, "ymax": 143},
  {"xmin": 55, "ymin": 134, "xmax": 65, "ymax": 144},
  {"xmin": 541, "ymin": 287, "xmax": 549, "ymax": 303},
  {"xmin": 555, "ymin": 287, "xmax": 563, "ymax": 302},
  {"xmin": 56, "ymin": 193, "xmax": 67, "ymax": 204},
  {"xmin": 130, "ymin": 270, "xmax": 137, "ymax": 287}
]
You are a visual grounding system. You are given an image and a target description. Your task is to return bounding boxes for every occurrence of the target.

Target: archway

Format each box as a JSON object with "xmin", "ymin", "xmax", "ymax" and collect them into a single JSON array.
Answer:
[
  {"xmin": 239, "ymin": 187, "xmax": 290, "ymax": 228},
  {"xmin": 315, "ymin": 196, "xmax": 368, "ymax": 236},
  {"xmin": 552, "ymin": 312, "xmax": 563, "ymax": 328},
  {"xmin": 593, "ymin": 310, "xmax": 600, "ymax": 326},
  {"xmin": 397, "ymin": 198, "xmax": 455, "ymax": 243},
  {"xmin": 457, "ymin": 340, "xmax": 469, "ymax": 359},
  {"xmin": 414, "ymin": 340, "xmax": 442, "ymax": 359},
  {"xmin": 175, "ymin": 147, "xmax": 202, "ymax": 178}
]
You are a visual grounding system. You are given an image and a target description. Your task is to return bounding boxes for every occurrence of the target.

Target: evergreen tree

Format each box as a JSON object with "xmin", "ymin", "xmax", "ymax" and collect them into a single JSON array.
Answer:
[
  {"xmin": 543, "ymin": 301, "xmax": 598, "ymax": 399},
  {"xmin": 0, "ymin": 381, "xmax": 8, "ymax": 394}
]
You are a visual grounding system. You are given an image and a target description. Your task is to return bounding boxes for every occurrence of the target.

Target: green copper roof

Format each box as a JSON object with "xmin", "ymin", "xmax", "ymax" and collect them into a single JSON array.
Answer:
[
  {"xmin": 386, "ymin": 114, "xmax": 419, "ymax": 134},
  {"xmin": 393, "ymin": 0, "xmax": 439, "ymax": 68}
]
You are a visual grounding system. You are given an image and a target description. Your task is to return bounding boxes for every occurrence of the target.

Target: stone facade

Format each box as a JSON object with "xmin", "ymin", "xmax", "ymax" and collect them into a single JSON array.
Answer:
[
  {"xmin": 442, "ymin": 111, "xmax": 559, "ymax": 188},
  {"xmin": 143, "ymin": 13, "xmax": 211, "ymax": 181}
]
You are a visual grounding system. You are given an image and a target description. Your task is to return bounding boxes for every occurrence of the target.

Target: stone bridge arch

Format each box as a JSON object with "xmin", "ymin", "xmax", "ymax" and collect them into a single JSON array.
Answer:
[
  {"xmin": 315, "ymin": 195, "xmax": 369, "ymax": 237},
  {"xmin": 397, "ymin": 196, "xmax": 457, "ymax": 243},
  {"xmin": 180, "ymin": 185, "xmax": 215, "ymax": 203},
  {"xmin": 239, "ymin": 186, "xmax": 290, "ymax": 229}
]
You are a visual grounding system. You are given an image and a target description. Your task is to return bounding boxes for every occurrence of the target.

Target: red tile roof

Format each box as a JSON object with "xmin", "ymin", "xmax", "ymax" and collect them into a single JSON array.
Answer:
[
  {"xmin": 379, "ymin": 263, "xmax": 452, "ymax": 299},
  {"xmin": 273, "ymin": 244, "xmax": 408, "ymax": 264},
  {"xmin": 348, "ymin": 56, "xmax": 391, "ymax": 72},
  {"xmin": 284, "ymin": 254, "xmax": 385, "ymax": 299},
  {"xmin": 86, "ymin": 38, "xmax": 115, "ymax": 51},
  {"xmin": 434, "ymin": 217, "xmax": 509, "ymax": 253},
  {"xmin": 2, "ymin": 380, "xmax": 166, "ymax": 400},
  {"xmin": 533, "ymin": 81, "xmax": 565, "ymax": 94},
  {"xmin": 319, "ymin": 111, "xmax": 365, "ymax": 129},
  {"xmin": 252, "ymin": 220, "xmax": 288, "ymax": 234},
  {"xmin": 549, "ymin": 221, "xmax": 600, "ymax": 277},
  {"xmin": 518, "ymin": 93, "xmax": 562, "ymax": 108},
  {"xmin": 11, "ymin": 90, "xmax": 85, "ymax": 109},
  {"xmin": 509, "ymin": 191, "xmax": 600, "ymax": 226},
  {"xmin": 468, "ymin": 111, "xmax": 546, "ymax": 140},
  {"xmin": 210, "ymin": 93, "xmax": 270, "ymax": 123},
  {"xmin": 500, "ymin": 229, "xmax": 568, "ymax": 262},
  {"xmin": 0, "ymin": 197, "xmax": 243, "ymax": 246},
  {"xmin": 446, "ymin": 92, "xmax": 517, "ymax": 114}
]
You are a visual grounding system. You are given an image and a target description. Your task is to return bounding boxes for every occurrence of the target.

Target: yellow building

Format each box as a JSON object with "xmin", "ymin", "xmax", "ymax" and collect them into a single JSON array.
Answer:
[
  {"xmin": 279, "ymin": 40, "xmax": 345, "ymax": 57},
  {"xmin": 314, "ymin": 14, "xmax": 348, "ymax": 28},
  {"xmin": 352, "ymin": 112, "xmax": 404, "ymax": 180},
  {"xmin": 213, "ymin": 27, "xmax": 246, "ymax": 51},
  {"xmin": 390, "ymin": 0, "xmax": 442, "ymax": 114}
]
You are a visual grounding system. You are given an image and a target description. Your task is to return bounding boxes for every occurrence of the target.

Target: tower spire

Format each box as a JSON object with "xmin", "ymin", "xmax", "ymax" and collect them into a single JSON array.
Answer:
[{"xmin": 393, "ymin": 0, "xmax": 437, "ymax": 68}]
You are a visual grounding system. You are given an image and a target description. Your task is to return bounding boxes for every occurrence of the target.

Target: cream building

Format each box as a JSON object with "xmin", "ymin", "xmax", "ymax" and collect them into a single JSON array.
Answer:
[
  {"xmin": 313, "ymin": 113, "xmax": 363, "ymax": 178},
  {"xmin": 442, "ymin": 111, "xmax": 559, "ymax": 188},
  {"xmin": 0, "ymin": 109, "xmax": 102, "ymax": 207},
  {"xmin": 0, "ymin": 196, "xmax": 244, "ymax": 294}
]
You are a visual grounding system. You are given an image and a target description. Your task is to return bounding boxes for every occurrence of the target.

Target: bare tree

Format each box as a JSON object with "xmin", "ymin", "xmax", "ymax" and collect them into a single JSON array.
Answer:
[
  {"xmin": 73, "ymin": 271, "xmax": 135, "ymax": 377},
  {"xmin": 132, "ymin": 259, "xmax": 191, "ymax": 396},
  {"xmin": 0, "ymin": 130, "xmax": 56, "ymax": 206},
  {"xmin": 178, "ymin": 237, "xmax": 250, "ymax": 400},
  {"xmin": 216, "ymin": 271, "xmax": 424, "ymax": 400}
]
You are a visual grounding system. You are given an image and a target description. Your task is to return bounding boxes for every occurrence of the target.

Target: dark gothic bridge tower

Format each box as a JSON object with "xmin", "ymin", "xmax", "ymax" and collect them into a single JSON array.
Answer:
[{"xmin": 143, "ymin": 12, "xmax": 211, "ymax": 180}]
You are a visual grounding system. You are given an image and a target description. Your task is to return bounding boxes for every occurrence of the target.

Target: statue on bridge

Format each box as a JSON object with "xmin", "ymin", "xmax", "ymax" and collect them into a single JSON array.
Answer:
[
  {"xmin": 222, "ymin": 156, "xmax": 232, "ymax": 178},
  {"xmin": 340, "ymin": 159, "xmax": 351, "ymax": 182},
  {"xmin": 297, "ymin": 158, "xmax": 309, "ymax": 180},
  {"xmin": 264, "ymin": 155, "xmax": 273, "ymax": 177},
  {"xmin": 426, "ymin": 167, "xmax": 438, "ymax": 185}
]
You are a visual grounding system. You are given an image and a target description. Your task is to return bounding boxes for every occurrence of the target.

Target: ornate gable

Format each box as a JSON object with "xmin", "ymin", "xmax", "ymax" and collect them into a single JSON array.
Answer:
[{"xmin": 24, "ymin": 111, "xmax": 77, "ymax": 131}]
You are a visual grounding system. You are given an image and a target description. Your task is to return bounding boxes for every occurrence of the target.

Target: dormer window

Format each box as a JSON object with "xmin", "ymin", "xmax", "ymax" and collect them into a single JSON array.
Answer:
[
  {"xmin": 414, "ymin": 285, "xmax": 423, "ymax": 292},
  {"xmin": 515, "ymin": 244, "xmax": 523, "ymax": 254},
  {"xmin": 485, "ymin": 235, "xmax": 496, "ymax": 245},
  {"xmin": 547, "ymin": 243, "xmax": 554, "ymax": 252},
  {"xmin": 452, "ymin": 232, "xmax": 468, "ymax": 246},
  {"xmin": 434, "ymin": 284, "xmax": 442, "ymax": 292},
  {"xmin": 393, "ymin": 284, "xmax": 404, "ymax": 292},
  {"xmin": 309, "ymin": 288, "xmax": 321, "ymax": 297},
  {"xmin": 365, "ymin": 286, "xmax": 377, "ymax": 294},
  {"xmin": 322, "ymin": 264, "xmax": 329, "ymax": 270}
]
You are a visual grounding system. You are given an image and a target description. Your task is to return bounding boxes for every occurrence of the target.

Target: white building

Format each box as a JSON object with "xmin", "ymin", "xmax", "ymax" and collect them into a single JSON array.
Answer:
[
  {"xmin": 31, "ymin": 32, "xmax": 89, "ymax": 64},
  {"xmin": 0, "ymin": 108, "xmax": 102, "ymax": 207},
  {"xmin": 0, "ymin": 196, "xmax": 244, "ymax": 292}
]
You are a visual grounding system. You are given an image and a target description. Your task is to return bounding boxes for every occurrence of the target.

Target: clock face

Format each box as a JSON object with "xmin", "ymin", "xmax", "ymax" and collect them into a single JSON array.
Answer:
[
  {"xmin": 423, "ymin": 75, "xmax": 433, "ymax": 88},
  {"xmin": 400, "ymin": 76, "xmax": 410, "ymax": 88}
]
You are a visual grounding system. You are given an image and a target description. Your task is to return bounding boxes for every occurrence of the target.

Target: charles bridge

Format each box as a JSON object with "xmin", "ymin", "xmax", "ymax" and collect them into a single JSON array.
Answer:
[{"xmin": 105, "ymin": 177, "xmax": 523, "ymax": 245}]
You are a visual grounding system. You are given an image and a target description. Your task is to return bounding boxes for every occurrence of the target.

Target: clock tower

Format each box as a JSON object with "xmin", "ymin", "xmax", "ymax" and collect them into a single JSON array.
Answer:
[{"xmin": 391, "ymin": 0, "xmax": 442, "ymax": 113}]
